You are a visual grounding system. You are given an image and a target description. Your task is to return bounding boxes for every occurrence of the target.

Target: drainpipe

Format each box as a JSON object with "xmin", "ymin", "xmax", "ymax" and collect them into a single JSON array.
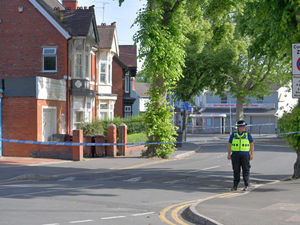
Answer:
[{"xmin": 66, "ymin": 39, "xmax": 71, "ymax": 135}]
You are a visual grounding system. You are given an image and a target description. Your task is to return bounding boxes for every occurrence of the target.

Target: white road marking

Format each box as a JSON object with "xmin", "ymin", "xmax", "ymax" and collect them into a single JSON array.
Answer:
[
  {"xmin": 58, "ymin": 177, "xmax": 75, "ymax": 182},
  {"xmin": 42, "ymin": 223, "xmax": 59, "ymax": 225},
  {"xmin": 132, "ymin": 212, "xmax": 155, "ymax": 216},
  {"xmin": 255, "ymin": 144, "xmax": 288, "ymax": 147},
  {"xmin": 101, "ymin": 216, "xmax": 126, "ymax": 220},
  {"xmin": 164, "ymin": 179, "xmax": 184, "ymax": 184},
  {"xmin": 69, "ymin": 220, "xmax": 93, "ymax": 223},
  {"xmin": 124, "ymin": 177, "xmax": 142, "ymax": 182},
  {"xmin": 201, "ymin": 166, "xmax": 220, "ymax": 170}
]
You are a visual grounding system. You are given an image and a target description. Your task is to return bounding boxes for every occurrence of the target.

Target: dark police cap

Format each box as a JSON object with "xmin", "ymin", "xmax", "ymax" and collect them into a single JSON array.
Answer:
[{"xmin": 237, "ymin": 120, "xmax": 247, "ymax": 126}]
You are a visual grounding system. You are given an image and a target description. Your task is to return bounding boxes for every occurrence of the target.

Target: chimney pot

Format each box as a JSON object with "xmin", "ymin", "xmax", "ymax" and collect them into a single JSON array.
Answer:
[{"xmin": 62, "ymin": 0, "xmax": 78, "ymax": 10}]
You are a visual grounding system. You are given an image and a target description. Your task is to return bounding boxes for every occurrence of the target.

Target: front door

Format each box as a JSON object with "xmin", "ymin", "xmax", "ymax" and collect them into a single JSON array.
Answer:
[{"xmin": 42, "ymin": 107, "xmax": 57, "ymax": 141}]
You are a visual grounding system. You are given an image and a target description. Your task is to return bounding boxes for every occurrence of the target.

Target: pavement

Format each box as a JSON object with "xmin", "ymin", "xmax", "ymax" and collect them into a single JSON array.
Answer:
[
  {"xmin": 1, "ymin": 134, "xmax": 299, "ymax": 225},
  {"xmin": 185, "ymin": 179, "xmax": 300, "ymax": 225}
]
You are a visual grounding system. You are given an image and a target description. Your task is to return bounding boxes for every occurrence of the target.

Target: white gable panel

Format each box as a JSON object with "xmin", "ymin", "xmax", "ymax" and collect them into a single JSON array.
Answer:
[
  {"xmin": 111, "ymin": 30, "xmax": 119, "ymax": 55},
  {"xmin": 29, "ymin": 0, "xmax": 71, "ymax": 39}
]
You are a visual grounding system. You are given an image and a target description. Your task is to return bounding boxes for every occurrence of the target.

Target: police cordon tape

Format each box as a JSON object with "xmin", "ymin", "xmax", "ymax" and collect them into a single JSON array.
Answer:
[
  {"xmin": 0, "ymin": 131, "xmax": 299, "ymax": 147},
  {"xmin": 189, "ymin": 123, "xmax": 276, "ymax": 130}
]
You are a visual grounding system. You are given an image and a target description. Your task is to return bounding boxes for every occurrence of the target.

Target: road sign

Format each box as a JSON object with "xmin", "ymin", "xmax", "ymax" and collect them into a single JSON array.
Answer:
[
  {"xmin": 292, "ymin": 75, "xmax": 300, "ymax": 98},
  {"xmin": 292, "ymin": 43, "xmax": 300, "ymax": 75}
]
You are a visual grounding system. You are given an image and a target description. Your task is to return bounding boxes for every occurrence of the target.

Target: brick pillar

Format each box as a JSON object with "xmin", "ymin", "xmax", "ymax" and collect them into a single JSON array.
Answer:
[
  {"xmin": 72, "ymin": 130, "xmax": 83, "ymax": 161},
  {"xmin": 107, "ymin": 123, "xmax": 117, "ymax": 157},
  {"xmin": 95, "ymin": 135, "xmax": 106, "ymax": 157},
  {"xmin": 118, "ymin": 123, "xmax": 127, "ymax": 156}
]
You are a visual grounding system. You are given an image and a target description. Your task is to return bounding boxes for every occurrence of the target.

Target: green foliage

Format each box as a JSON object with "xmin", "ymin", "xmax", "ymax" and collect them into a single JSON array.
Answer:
[
  {"xmin": 175, "ymin": 0, "xmax": 292, "ymax": 121},
  {"xmin": 133, "ymin": 0, "xmax": 186, "ymax": 158},
  {"xmin": 127, "ymin": 132, "xmax": 147, "ymax": 144},
  {"xmin": 80, "ymin": 116, "xmax": 146, "ymax": 137},
  {"xmin": 80, "ymin": 120, "xmax": 104, "ymax": 136},
  {"xmin": 277, "ymin": 105, "xmax": 300, "ymax": 150}
]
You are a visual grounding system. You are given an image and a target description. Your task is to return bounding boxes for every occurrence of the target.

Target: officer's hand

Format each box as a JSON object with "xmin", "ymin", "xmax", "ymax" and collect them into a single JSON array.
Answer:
[
  {"xmin": 250, "ymin": 154, "xmax": 253, "ymax": 160},
  {"xmin": 227, "ymin": 154, "xmax": 231, "ymax": 160}
]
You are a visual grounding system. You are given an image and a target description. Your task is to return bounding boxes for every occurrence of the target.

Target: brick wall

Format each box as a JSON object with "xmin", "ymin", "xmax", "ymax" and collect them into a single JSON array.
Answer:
[
  {"xmin": 0, "ymin": 0, "xmax": 67, "ymax": 79},
  {"xmin": 2, "ymin": 97, "xmax": 38, "ymax": 156},
  {"xmin": 112, "ymin": 59, "xmax": 123, "ymax": 117},
  {"xmin": 2, "ymin": 97, "xmax": 68, "ymax": 157}
]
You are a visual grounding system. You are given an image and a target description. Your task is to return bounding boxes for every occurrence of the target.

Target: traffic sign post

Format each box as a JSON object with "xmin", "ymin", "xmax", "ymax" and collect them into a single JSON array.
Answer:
[
  {"xmin": 292, "ymin": 43, "xmax": 300, "ymax": 98},
  {"xmin": 292, "ymin": 75, "xmax": 300, "ymax": 98},
  {"xmin": 292, "ymin": 43, "xmax": 300, "ymax": 75}
]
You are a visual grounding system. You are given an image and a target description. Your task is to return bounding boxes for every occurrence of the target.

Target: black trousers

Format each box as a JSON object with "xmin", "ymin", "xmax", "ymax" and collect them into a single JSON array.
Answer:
[{"xmin": 231, "ymin": 153, "xmax": 250, "ymax": 187}]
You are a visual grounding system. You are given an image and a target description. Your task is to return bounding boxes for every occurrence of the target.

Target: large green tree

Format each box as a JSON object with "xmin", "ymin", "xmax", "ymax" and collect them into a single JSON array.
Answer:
[
  {"xmin": 176, "ymin": 0, "xmax": 292, "ymax": 122},
  {"xmin": 244, "ymin": 0, "xmax": 299, "ymax": 178},
  {"xmin": 119, "ymin": 0, "xmax": 187, "ymax": 158}
]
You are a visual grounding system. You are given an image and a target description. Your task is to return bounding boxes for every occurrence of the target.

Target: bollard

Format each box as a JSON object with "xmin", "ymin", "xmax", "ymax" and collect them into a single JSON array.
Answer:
[{"xmin": 72, "ymin": 130, "xmax": 83, "ymax": 161}]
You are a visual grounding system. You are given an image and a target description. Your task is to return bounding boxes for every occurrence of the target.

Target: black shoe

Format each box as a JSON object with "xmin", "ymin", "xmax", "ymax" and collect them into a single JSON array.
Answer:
[
  {"xmin": 243, "ymin": 186, "xmax": 249, "ymax": 191},
  {"xmin": 231, "ymin": 186, "xmax": 237, "ymax": 191}
]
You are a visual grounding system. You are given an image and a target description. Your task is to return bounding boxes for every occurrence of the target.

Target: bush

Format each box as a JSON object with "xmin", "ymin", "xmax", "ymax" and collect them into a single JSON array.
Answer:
[
  {"xmin": 277, "ymin": 104, "xmax": 300, "ymax": 150},
  {"xmin": 80, "ymin": 120, "xmax": 104, "ymax": 136},
  {"xmin": 81, "ymin": 115, "xmax": 146, "ymax": 137}
]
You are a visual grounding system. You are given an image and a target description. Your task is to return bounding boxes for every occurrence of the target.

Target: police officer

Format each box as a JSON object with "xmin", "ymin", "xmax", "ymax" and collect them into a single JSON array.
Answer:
[{"xmin": 227, "ymin": 120, "xmax": 254, "ymax": 191}]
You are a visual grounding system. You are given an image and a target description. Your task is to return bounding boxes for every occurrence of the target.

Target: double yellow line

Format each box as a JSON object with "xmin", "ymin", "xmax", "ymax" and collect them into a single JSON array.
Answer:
[{"xmin": 159, "ymin": 191, "xmax": 245, "ymax": 225}]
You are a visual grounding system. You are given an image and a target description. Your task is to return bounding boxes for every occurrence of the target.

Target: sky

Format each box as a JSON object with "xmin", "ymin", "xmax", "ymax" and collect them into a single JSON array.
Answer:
[{"xmin": 78, "ymin": 0, "xmax": 146, "ymax": 45}]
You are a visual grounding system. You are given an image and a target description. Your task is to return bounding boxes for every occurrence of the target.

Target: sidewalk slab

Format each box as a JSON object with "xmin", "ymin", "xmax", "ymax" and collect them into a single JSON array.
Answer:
[{"xmin": 186, "ymin": 179, "xmax": 300, "ymax": 225}]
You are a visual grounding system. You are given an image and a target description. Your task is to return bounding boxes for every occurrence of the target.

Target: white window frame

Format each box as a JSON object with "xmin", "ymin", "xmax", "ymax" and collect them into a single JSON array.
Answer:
[
  {"xmin": 99, "ymin": 61, "xmax": 107, "ymax": 84},
  {"xmin": 125, "ymin": 72, "xmax": 130, "ymax": 93},
  {"xmin": 72, "ymin": 96, "xmax": 93, "ymax": 130},
  {"xmin": 108, "ymin": 62, "xmax": 112, "ymax": 84},
  {"xmin": 124, "ymin": 105, "xmax": 131, "ymax": 118},
  {"xmin": 75, "ymin": 53, "xmax": 83, "ymax": 78},
  {"xmin": 60, "ymin": 113, "xmax": 65, "ymax": 134},
  {"xmin": 42, "ymin": 47, "xmax": 57, "ymax": 72},
  {"xmin": 85, "ymin": 54, "xmax": 90, "ymax": 80},
  {"xmin": 98, "ymin": 101, "xmax": 114, "ymax": 120}
]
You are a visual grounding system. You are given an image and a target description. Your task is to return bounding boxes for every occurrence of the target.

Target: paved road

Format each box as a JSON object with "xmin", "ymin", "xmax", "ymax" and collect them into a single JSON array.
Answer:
[{"xmin": 0, "ymin": 137, "xmax": 295, "ymax": 225}]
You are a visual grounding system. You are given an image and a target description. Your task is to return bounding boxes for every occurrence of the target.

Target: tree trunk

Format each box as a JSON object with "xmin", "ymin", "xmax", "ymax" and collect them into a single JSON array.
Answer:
[
  {"xmin": 182, "ymin": 110, "xmax": 188, "ymax": 141},
  {"xmin": 292, "ymin": 149, "xmax": 300, "ymax": 179},
  {"xmin": 236, "ymin": 96, "xmax": 245, "ymax": 121}
]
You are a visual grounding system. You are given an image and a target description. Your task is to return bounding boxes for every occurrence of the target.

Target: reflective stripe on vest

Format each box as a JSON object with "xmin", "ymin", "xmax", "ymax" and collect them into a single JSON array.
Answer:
[{"xmin": 231, "ymin": 132, "xmax": 250, "ymax": 152}]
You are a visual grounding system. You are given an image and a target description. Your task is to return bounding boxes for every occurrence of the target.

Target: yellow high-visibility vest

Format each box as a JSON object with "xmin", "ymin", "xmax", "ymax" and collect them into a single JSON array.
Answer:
[{"xmin": 231, "ymin": 132, "xmax": 250, "ymax": 152}]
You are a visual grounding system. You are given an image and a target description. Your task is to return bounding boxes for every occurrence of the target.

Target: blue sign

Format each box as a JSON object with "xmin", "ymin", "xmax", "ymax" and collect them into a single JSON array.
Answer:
[{"xmin": 183, "ymin": 102, "xmax": 189, "ymax": 110}]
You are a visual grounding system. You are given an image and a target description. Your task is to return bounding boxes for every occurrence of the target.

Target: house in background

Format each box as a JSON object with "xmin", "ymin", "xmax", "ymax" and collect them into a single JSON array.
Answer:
[
  {"xmin": 186, "ymin": 84, "xmax": 297, "ymax": 134},
  {"xmin": 131, "ymin": 82, "xmax": 150, "ymax": 116},
  {"xmin": 112, "ymin": 45, "xmax": 137, "ymax": 118},
  {"xmin": 0, "ymin": 0, "xmax": 100, "ymax": 157},
  {"xmin": 96, "ymin": 23, "xmax": 119, "ymax": 120}
]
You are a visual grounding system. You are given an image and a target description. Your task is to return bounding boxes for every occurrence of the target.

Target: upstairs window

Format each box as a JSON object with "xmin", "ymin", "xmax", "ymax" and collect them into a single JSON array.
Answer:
[
  {"xmin": 75, "ymin": 54, "xmax": 83, "ymax": 78},
  {"xmin": 100, "ymin": 62, "xmax": 106, "ymax": 83},
  {"xmin": 125, "ymin": 72, "xmax": 130, "ymax": 93},
  {"xmin": 221, "ymin": 96, "xmax": 227, "ymax": 104},
  {"xmin": 85, "ymin": 54, "xmax": 90, "ymax": 80},
  {"xmin": 43, "ymin": 48, "xmax": 57, "ymax": 72},
  {"xmin": 257, "ymin": 95, "xmax": 264, "ymax": 103}
]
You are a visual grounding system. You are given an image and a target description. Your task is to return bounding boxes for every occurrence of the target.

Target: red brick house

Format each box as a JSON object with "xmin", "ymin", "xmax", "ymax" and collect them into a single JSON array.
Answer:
[
  {"xmin": 0, "ymin": 0, "xmax": 100, "ymax": 157},
  {"xmin": 112, "ymin": 45, "xmax": 137, "ymax": 118}
]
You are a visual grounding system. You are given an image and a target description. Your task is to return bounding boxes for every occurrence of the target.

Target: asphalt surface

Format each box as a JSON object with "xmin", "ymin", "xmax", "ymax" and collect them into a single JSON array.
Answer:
[{"xmin": 0, "ymin": 135, "xmax": 298, "ymax": 225}]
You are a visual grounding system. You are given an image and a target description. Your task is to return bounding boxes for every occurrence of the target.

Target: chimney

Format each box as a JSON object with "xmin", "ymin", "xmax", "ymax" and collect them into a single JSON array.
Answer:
[
  {"xmin": 62, "ymin": 0, "xmax": 78, "ymax": 10},
  {"xmin": 131, "ymin": 77, "xmax": 135, "ymax": 91}
]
